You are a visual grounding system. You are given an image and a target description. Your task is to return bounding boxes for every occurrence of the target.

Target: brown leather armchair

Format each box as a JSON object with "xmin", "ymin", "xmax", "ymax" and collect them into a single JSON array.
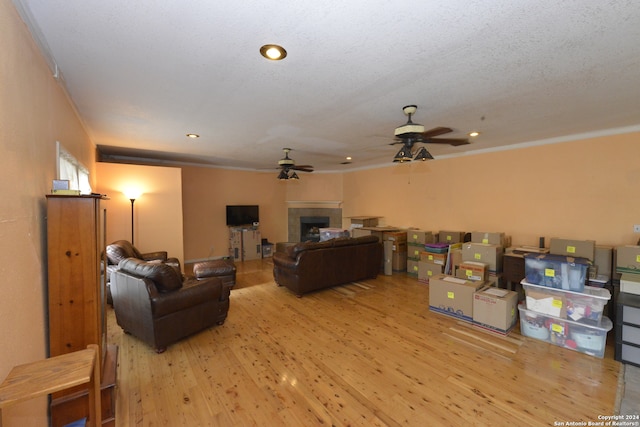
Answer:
[
  {"xmin": 110, "ymin": 258, "xmax": 230, "ymax": 353},
  {"xmin": 105, "ymin": 240, "xmax": 181, "ymax": 304}
]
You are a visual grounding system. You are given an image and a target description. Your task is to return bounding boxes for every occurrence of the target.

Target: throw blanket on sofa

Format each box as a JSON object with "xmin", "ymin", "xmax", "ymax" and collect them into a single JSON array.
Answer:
[{"xmin": 272, "ymin": 235, "xmax": 383, "ymax": 296}]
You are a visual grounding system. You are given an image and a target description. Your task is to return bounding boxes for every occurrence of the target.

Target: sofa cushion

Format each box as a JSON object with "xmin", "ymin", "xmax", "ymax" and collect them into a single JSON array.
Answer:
[{"xmin": 118, "ymin": 258, "xmax": 183, "ymax": 292}]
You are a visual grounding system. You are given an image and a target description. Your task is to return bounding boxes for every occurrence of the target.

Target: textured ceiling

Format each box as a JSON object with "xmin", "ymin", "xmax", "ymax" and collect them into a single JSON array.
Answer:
[{"xmin": 13, "ymin": 0, "xmax": 640, "ymax": 172}]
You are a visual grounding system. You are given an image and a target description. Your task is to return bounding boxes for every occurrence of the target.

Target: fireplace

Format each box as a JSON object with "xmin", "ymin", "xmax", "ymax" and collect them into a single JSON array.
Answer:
[
  {"xmin": 288, "ymin": 207, "xmax": 342, "ymax": 242},
  {"xmin": 300, "ymin": 216, "xmax": 330, "ymax": 242}
]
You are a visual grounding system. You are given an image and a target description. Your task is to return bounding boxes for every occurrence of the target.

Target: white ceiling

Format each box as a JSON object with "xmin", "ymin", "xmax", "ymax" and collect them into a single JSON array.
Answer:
[{"xmin": 13, "ymin": 0, "xmax": 640, "ymax": 172}]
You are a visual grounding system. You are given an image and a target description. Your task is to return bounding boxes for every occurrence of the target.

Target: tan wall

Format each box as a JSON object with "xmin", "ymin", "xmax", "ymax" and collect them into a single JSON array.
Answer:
[
  {"xmin": 95, "ymin": 163, "xmax": 185, "ymax": 268},
  {"xmin": 181, "ymin": 167, "xmax": 290, "ymax": 261},
  {"xmin": 0, "ymin": 0, "xmax": 96, "ymax": 424},
  {"xmin": 180, "ymin": 168, "xmax": 345, "ymax": 261},
  {"xmin": 344, "ymin": 132, "xmax": 640, "ymax": 247}
]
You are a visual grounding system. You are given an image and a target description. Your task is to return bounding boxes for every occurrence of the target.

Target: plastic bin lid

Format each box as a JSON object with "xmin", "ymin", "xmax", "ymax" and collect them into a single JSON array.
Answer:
[{"xmin": 521, "ymin": 280, "xmax": 611, "ymax": 300}]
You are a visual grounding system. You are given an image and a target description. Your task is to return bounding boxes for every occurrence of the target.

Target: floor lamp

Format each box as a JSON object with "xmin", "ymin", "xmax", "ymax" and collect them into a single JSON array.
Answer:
[{"xmin": 123, "ymin": 189, "xmax": 142, "ymax": 245}]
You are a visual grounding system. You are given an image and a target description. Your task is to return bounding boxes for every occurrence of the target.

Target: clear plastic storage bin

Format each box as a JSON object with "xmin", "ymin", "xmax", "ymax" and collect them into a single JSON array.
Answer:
[
  {"xmin": 518, "ymin": 304, "xmax": 612, "ymax": 358},
  {"xmin": 522, "ymin": 280, "xmax": 611, "ymax": 325}
]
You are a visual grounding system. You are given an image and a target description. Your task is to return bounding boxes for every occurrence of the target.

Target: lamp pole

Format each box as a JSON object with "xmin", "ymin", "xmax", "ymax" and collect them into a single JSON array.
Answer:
[{"xmin": 130, "ymin": 198, "xmax": 136, "ymax": 245}]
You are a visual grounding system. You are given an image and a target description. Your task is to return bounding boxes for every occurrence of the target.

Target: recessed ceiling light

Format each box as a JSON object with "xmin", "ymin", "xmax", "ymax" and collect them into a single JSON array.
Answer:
[
  {"xmin": 346, "ymin": 156, "xmax": 352, "ymax": 161},
  {"xmin": 186, "ymin": 133, "xmax": 200, "ymax": 138},
  {"xmin": 469, "ymin": 131, "xmax": 480, "ymax": 137},
  {"xmin": 260, "ymin": 44, "xmax": 287, "ymax": 61}
]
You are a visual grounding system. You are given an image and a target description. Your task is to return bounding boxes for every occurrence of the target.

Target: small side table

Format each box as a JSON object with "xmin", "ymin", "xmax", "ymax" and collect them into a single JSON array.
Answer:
[{"xmin": 0, "ymin": 344, "xmax": 101, "ymax": 427}]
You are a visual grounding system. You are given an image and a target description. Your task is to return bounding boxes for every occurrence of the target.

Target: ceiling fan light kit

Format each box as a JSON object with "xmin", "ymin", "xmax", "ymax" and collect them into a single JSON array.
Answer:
[{"xmin": 391, "ymin": 105, "xmax": 469, "ymax": 163}]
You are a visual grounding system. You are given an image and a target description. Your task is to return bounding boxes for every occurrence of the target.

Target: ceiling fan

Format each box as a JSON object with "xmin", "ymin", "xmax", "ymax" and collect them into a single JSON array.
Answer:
[
  {"xmin": 277, "ymin": 148, "xmax": 314, "ymax": 180},
  {"xmin": 391, "ymin": 105, "xmax": 469, "ymax": 162}
]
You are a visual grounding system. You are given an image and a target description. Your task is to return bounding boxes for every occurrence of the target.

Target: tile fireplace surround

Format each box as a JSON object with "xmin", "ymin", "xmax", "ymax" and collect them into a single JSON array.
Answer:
[{"xmin": 288, "ymin": 207, "xmax": 342, "ymax": 242}]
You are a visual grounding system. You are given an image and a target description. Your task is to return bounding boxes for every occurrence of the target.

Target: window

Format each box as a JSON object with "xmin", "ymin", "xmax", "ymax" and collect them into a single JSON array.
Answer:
[{"xmin": 57, "ymin": 141, "xmax": 92, "ymax": 194}]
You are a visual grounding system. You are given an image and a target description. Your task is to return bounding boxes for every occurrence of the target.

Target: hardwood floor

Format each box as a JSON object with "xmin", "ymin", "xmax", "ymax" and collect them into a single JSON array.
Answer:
[{"xmin": 109, "ymin": 258, "xmax": 621, "ymax": 426}]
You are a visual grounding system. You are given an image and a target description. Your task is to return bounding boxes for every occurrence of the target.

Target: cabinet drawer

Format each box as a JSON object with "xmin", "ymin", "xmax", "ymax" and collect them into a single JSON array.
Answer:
[
  {"xmin": 621, "ymin": 305, "xmax": 640, "ymax": 325},
  {"xmin": 621, "ymin": 343, "xmax": 640, "ymax": 366},
  {"xmin": 622, "ymin": 324, "xmax": 640, "ymax": 346}
]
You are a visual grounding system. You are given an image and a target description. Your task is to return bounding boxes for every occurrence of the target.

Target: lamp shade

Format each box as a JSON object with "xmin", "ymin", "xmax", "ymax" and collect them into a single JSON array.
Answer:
[
  {"xmin": 393, "ymin": 146, "xmax": 413, "ymax": 163},
  {"xmin": 123, "ymin": 188, "xmax": 143, "ymax": 200},
  {"xmin": 414, "ymin": 146, "xmax": 434, "ymax": 161},
  {"xmin": 277, "ymin": 169, "xmax": 289, "ymax": 180},
  {"xmin": 290, "ymin": 171, "xmax": 300, "ymax": 180}
]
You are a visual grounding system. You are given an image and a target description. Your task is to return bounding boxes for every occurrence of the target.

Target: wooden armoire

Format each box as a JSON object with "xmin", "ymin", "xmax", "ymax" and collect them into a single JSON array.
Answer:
[{"xmin": 46, "ymin": 195, "xmax": 117, "ymax": 426}]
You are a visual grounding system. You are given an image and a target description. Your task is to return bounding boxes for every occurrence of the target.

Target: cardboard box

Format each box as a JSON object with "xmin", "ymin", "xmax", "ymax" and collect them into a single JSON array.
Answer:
[
  {"xmin": 407, "ymin": 259, "xmax": 420, "ymax": 277},
  {"xmin": 473, "ymin": 287, "xmax": 518, "ymax": 334},
  {"xmin": 418, "ymin": 261, "xmax": 443, "ymax": 283},
  {"xmin": 471, "ymin": 231, "xmax": 506, "ymax": 246},
  {"xmin": 353, "ymin": 226, "xmax": 400, "ymax": 242},
  {"xmin": 350, "ymin": 216, "xmax": 379, "ymax": 227},
  {"xmin": 455, "ymin": 261, "xmax": 489, "ymax": 282},
  {"xmin": 420, "ymin": 251, "xmax": 447, "ymax": 265},
  {"xmin": 229, "ymin": 228, "xmax": 243, "ymax": 261},
  {"xmin": 242, "ymin": 229, "xmax": 262, "ymax": 261},
  {"xmin": 407, "ymin": 230, "xmax": 435, "ymax": 245},
  {"xmin": 392, "ymin": 243, "xmax": 407, "ymax": 271},
  {"xmin": 617, "ymin": 245, "xmax": 640, "ymax": 273},
  {"xmin": 429, "ymin": 274, "xmax": 485, "ymax": 322},
  {"xmin": 621, "ymin": 273, "xmax": 640, "ymax": 295},
  {"xmin": 384, "ymin": 231, "xmax": 407, "ymax": 243},
  {"xmin": 407, "ymin": 243, "xmax": 424, "ymax": 260},
  {"xmin": 438, "ymin": 230, "xmax": 465, "ymax": 244},
  {"xmin": 383, "ymin": 241, "xmax": 393, "ymax": 275},
  {"xmin": 594, "ymin": 245, "xmax": 613, "ymax": 278},
  {"xmin": 461, "ymin": 243, "xmax": 504, "ymax": 272},
  {"xmin": 550, "ymin": 238, "xmax": 596, "ymax": 261}
]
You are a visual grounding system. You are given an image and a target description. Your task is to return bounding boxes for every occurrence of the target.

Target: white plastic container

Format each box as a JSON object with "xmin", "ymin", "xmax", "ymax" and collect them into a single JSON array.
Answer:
[
  {"xmin": 518, "ymin": 304, "xmax": 612, "ymax": 358},
  {"xmin": 522, "ymin": 280, "xmax": 611, "ymax": 325}
]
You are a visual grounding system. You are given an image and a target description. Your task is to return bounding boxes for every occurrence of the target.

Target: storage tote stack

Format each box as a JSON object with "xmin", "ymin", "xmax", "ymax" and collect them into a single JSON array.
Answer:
[{"xmin": 519, "ymin": 241, "xmax": 612, "ymax": 358}]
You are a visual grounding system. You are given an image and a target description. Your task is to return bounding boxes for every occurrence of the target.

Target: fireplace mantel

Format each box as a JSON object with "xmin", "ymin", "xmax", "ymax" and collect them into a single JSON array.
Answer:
[{"xmin": 286, "ymin": 200, "xmax": 342, "ymax": 209}]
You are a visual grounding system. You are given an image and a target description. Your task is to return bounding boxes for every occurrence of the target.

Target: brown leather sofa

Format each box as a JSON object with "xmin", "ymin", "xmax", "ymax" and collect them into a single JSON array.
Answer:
[
  {"xmin": 105, "ymin": 240, "xmax": 181, "ymax": 304},
  {"xmin": 110, "ymin": 258, "xmax": 230, "ymax": 353},
  {"xmin": 273, "ymin": 235, "xmax": 383, "ymax": 296}
]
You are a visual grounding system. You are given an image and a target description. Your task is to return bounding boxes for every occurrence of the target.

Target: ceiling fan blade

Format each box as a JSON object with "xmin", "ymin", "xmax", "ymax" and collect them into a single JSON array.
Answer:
[
  {"xmin": 292, "ymin": 166, "xmax": 314, "ymax": 172},
  {"xmin": 426, "ymin": 138, "xmax": 469, "ymax": 146},
  {"xmin": 421, "ymin": 127, "xmax": 453, "ymax": 138}
]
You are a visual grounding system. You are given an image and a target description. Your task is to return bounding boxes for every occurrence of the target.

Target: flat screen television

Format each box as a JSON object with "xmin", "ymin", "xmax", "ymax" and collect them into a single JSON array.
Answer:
[{"xmin": 226, "ymin": 205, "xmax": 259, "ymax": 226}]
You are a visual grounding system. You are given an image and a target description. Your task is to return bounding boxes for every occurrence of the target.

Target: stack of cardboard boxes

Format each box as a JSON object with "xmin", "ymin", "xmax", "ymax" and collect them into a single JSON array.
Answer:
[{"xmin": 425, "ymin": 230, "xmax": 519, "ymax": 335}]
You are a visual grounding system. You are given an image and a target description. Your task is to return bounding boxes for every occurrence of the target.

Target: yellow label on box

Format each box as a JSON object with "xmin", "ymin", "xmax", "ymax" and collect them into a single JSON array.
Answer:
[
  {"xmin": 552, "ymin": 299, "xmax": 563, "ymax": 308},
  {"xmin": 427, "ymin": 271, "xmax": 433, "ymax": 276},
  {"xmin": 466, "ymin": 269, "xmax": 472, "ymax": 277},
  {"xmin": 447, "ymin": 291, "xmax": 455, "ymax": 299},
  {"xmin": 545, "ymin": 268, "xmax": 555, "ymax": 277},
  {"xmin": 551, "ymin": 323, "xmax": 564, "ymax": 333},
  {"xmin": 428, "ymin": 255, "xmax": 434, "ymax": 261},
  {"xmin": 566, "ymin": 245, "xmax": 576, "ymax": 254},
  {"xmin": 474, "ymin": 253, "xmax": 481, "ymax": 260},
  {"xmin": 414, "ymin": 250, "xmax": 420, "ymax": 256},
  {"xmin": 412, "ymin": 234, "xmax": 418, "ymax": 239},
  {"xmin": 482, "ymin": 238, "xmax": 489, "ymax": 244},
  {"xmin": 637, "ymin": 255, "xmax": 640, "ymax": 263},
  {"xmin": 413, "ymin": 265, "xmax": 418, "ymax": 272},
  {"xmin": 446, "ymin": 235, "xmax": 452, "ymax": 241}
]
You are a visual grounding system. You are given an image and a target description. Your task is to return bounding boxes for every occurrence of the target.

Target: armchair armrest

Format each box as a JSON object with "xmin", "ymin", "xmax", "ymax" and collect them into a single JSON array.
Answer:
[
  {"xmin": 141, "ymin": 251, "xmax": 168, "ymax": 262},
  {"xmin": 150, "ymin": 277, "xmax": 226, "ymax": 318}
]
